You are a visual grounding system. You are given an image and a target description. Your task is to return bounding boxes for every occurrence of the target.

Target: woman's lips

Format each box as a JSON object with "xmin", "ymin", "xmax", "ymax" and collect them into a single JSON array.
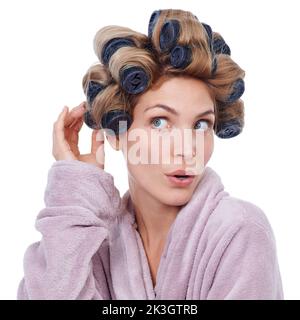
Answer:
[{"xmin": 165, "ymin": 174, "xmax": 195, "ymax": 187}]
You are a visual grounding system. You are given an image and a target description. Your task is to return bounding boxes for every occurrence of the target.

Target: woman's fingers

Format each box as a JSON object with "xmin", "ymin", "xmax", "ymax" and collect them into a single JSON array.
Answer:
[
  {"xmin": 67, "ymin": 118, "xmax": 83, "ymax": 152},
  {"xmin": 64, "ymin": 101, "xmax": 86, "ymax": 127},
  {"xmin": 53, "ymin": 101, "xmax": 107, "ymax": 167},
  {"xmin": 54, "ymin": 106, "xmax": 69, "ymax": 142},
  {"xmin": 65, "ymin": 114, "xmax": 84, "ymax": 158},
  {"xmin": 72, "ymin": 117, "xmax": 84, "ymax": 132},
  {"xmin": 62, "ymin": 102, "xmax": 85, "ymax": 154},
  {"xmin": 52, "ymin": 106, "xmax": 77, "ymax": 161}
]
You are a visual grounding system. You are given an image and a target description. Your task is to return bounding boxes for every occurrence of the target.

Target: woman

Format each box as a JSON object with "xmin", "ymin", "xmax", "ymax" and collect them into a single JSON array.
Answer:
[{"xmin": 17, "ymin": 8, "xmax": 284, "ymax": 299}]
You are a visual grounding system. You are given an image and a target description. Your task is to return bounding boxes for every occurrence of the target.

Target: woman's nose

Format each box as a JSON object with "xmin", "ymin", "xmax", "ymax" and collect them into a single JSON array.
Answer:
[{"xmin": 173, "ymin": 128, "xmax": 197, "ymax": 160}]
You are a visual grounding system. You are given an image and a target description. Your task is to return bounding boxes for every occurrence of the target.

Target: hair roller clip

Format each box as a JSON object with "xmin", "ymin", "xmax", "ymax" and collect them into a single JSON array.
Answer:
[
  {"xmin": 212, "ymin": 37, "xmax": 231, "ymax": 55},
  {"xmin": 101, "ymin": 38, "xmax": 135, "ymax": 65},
  {"xmin": 101, "ymin": 109, "xmax": 132, "ymax": 136},
  {"xmin": 225, "ymin": 78, "xmax": 245, "ymax": 104},
  {"xmin": 170, "ymin": 45, "xmax": 192, "ymax": 69},
  {"xmin": 83, "ymin": 110, "xmax": 101, "ymax": 130},
  {"xmin": 159, "ymin": 19, "xmax": 180, "ymax": 52},
  {"xmin": 148, "ymin": 10, "xmax": 161, "ymax": 38},
  {"xmin": 86, "ymin": 80, "xmax": 106, "ymax": 107},
  {"xmin": 120, "ymin": 66, "xmax": 150, "ymax": 94},
  {"xmin": 216, "ymin": 118, "xmax": 242, "ymax": 139}
]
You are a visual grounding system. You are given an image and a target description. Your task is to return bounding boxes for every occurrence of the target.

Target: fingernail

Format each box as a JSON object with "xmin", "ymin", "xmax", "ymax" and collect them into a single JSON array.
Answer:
[{"xmin": 79, "ymin": 102, "xmax": 86, "ymax": 109}]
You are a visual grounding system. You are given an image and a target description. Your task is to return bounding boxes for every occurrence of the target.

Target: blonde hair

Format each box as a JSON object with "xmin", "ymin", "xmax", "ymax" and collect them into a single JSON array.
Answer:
[{"xmin": 82, "ymin": 9, "xmax": 245, "ymax": 138}]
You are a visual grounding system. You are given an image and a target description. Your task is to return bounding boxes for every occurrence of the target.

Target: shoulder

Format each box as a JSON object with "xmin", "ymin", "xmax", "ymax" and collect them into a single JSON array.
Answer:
[
  {"xmin": 203, "ymin": 197, "xmax": 284, "ymax": 300},
  {"xmin": 201, "ymin": 196, "xmax": 280, "ymax": 280},
  {"xmin": 206, "ymin": 195, "xmax": 276, "ymax": 242}
]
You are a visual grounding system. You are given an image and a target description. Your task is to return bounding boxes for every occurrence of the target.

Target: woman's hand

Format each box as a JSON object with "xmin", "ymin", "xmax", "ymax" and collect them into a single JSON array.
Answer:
[{"xmin": 52, "ymin": 102, "xmax": 105, "ymax": 169}]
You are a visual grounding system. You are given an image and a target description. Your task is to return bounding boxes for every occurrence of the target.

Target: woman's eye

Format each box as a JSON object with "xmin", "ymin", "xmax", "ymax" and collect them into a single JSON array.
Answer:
[
  {"xmin": 195, "ymin": 120, "xmax": 211, "ymax": 131},
  {"xmin": 150, "ymin": 117, "xmax": 213, "ymax": 131},
  {"xmin": 150, "ymin": 117, "xmax": 168, "ymax": 130}
]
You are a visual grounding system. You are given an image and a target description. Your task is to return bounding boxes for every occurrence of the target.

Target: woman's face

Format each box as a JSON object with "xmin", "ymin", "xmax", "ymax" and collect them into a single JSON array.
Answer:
[{"xmin": 119, "ymin": 75, "xmax": 215, "ymax": 206}]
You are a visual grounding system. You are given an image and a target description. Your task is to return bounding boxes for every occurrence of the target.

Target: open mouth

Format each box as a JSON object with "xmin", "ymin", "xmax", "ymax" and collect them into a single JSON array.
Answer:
[
  {"xmin": 173, "ymin": 175, "xmax": 190, "ymax": 180},
  {"xmin": 165, "ymin": 174, "xmax": 195, "ymax": 186}
]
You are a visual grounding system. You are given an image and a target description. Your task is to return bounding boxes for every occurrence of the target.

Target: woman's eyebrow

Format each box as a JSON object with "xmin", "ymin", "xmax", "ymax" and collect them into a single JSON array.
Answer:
[{"xmin": 144, "ymin": 104, "xmax": 215, "ymax": 118}]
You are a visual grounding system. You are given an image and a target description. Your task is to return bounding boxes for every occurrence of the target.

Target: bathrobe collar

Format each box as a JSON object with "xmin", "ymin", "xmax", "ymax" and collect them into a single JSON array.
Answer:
[{"xmin": 109, "ymin": 165, "xmax": 229, "ymax": 299}]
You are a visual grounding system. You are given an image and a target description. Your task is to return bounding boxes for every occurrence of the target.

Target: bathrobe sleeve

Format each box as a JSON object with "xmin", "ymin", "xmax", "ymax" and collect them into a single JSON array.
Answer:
[
  {"xmin": 17, "ymin": 159, "xmax": 122, "ymax": 300},
  {"xmin": 207, "ymin": 220, "xmax": 284, "ymax": 300}
]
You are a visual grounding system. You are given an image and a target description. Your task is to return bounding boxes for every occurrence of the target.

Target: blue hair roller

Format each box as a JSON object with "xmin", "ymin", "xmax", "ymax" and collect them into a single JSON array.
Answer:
[
  {"xmin": 83, "ymin": 110, "xmax": 101, "ymax": 130},
  {"xmin": 148, "ymin": 10, "xmax": 161, "ymax": 38},
  {"xmin": 226, "ymin": 78, "xmax": 245, "ymax": 104},
  {"xmin": 213, "ymin": 37, "xmax": 231, "ymax": 55},
  {"xmin": 159, "ymin": 19, "xmax": 180, "ymax": 52},
  {"xmin": 216, "ymin": 119, "xmax": 242, "ymax": 138},
  {"xmin": 200, "ymin": 23, "xmax": 218, "ymax": 76},
  {"xmin": 86, "ymin": 80, "xmax": 105, "ymax": 107},
  {"xmin": 84, "ymin": 80, "xmax": 105, "ymax": 129},
  {"xmin": 101, "ymin": 38, "xmax": 135, "ymax": 65},
  {"xmin": 120, "ymin": 66, "xmax": 150, "ymax": 94},
  {"xmin": 101, "ymin": 109, "xmax": 132, "ymax": 135},
  {"xmin": 211, "ymin": 55, "xmax": 218, "ymax": 75},
  {"xmin": 170, "ymin": 45, "xmax": 192, "ymax": 69},
  {"xmin": 201, "ymin": 22, "xmax": 213, "ymax": 44}
]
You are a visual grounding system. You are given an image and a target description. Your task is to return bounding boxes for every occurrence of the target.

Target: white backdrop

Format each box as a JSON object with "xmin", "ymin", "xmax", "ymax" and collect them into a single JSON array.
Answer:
[{"xmin": 0, "ymin": 0, "xmax": 299, "ymax": 299}]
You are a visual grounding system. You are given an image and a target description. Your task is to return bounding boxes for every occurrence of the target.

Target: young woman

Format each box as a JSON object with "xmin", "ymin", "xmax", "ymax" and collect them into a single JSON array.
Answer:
[{"xmin": 17, "ymin": 9, "xmax": 284, "ymax": 300}]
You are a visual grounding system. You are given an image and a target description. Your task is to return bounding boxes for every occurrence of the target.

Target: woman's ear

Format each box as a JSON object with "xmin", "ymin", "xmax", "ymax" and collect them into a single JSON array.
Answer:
[{"xmin": 105, "ymin": 132, "xmax": 120, "ymax": 151}]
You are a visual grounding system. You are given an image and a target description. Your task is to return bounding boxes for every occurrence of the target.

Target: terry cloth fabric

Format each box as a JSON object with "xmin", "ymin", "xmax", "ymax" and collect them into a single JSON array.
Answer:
[{"xmin": 17, "ymin": 159, "xmax": 284, "ymax": 300}]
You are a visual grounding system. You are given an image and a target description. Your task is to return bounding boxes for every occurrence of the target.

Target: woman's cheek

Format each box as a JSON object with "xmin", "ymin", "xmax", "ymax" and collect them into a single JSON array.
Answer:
[{"xmin": 204, "ymin": 132, "xmax": 214, "ymax": 165}]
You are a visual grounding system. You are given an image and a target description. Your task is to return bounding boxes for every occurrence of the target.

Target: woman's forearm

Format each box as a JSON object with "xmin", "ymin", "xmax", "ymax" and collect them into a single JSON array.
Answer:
[{"xmin": 17, "ymin": 159, "xmax": 122, "ymax": 300}]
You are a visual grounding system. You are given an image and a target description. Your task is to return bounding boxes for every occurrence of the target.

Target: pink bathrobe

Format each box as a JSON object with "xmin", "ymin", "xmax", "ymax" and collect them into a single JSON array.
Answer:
[{"xmin": 17, "ymin": 160, "xmax": 284, "ymax": 299}]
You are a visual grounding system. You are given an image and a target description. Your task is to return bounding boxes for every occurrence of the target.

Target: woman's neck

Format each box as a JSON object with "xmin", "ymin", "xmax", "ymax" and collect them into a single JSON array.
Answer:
[{"xmin": 129, "ymin": 182, "xmax": 181, "ymax": 251}]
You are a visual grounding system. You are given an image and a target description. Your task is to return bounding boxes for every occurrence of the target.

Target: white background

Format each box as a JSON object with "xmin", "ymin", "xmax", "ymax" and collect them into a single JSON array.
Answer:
[{"xmin": 0, "ymin": 0, "xmax": 299, "ymax": 299}]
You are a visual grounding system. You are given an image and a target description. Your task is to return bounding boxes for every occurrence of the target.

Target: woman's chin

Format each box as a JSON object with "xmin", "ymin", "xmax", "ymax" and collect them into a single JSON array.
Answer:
[{"xmin": 161, "ymin": 188, "xmax": 194, "ymax": 206}]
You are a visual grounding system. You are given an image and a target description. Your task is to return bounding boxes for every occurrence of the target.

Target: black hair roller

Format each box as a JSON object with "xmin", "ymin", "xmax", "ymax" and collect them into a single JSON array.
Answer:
[
  {"xmin": 170, "ymin": 45, "xmax": 192, "ymax": 69},
  {"xmin": 211, "ymin": 55, "xmax": 218, "ymax": 76},
  {"xmin": 101, "ymin": 38, "xmax": 150, "ymax": 95},
  {"xmin": 200, "ymin": 22, "xmax": 217, "ymax": 76},
  {"xmin": 101, "ymin": 109, "xmax": 133, "ymax": 136},
  {"xmin": 84, "ymin": 80, "xmax": 134, "ymax": 133},
  {"xmin": 225, "ymin": 78, "xmax": 245, "ymax": 104},
  {"xmin": 86, "ymin": 80, "xmax": 106, "ymax": 108},
  {"xmin": 148, "ymin": 10, "xmax": 161, "ymax": 38},
  {"xmin": 83, "ymin": 80, "xmax": 106, "ymax": 129},
  {"xmin": 159, "ymin": 19, "xmax": 180, "ymax": 52},
  {"xmin": 201, "ymin": 22, "xmax": 213, "ymax": 47},
  {"xmin": 101, "ymin": 38, "xmax": 136, "ymax": 65},
  {"xmin": 213, "ymin": 36, "xmax": 231, "ymax": 55},
  {"xmin": 216, "ymin": 118, "xmax": 242, "ymax": 139},
  {"xmin": 83, "ymin": 110, "xmax": 101, "ymax": 130},
  {"xmin": 120, "ymin": 66, "xmax": 150, "ymax": 94}
]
